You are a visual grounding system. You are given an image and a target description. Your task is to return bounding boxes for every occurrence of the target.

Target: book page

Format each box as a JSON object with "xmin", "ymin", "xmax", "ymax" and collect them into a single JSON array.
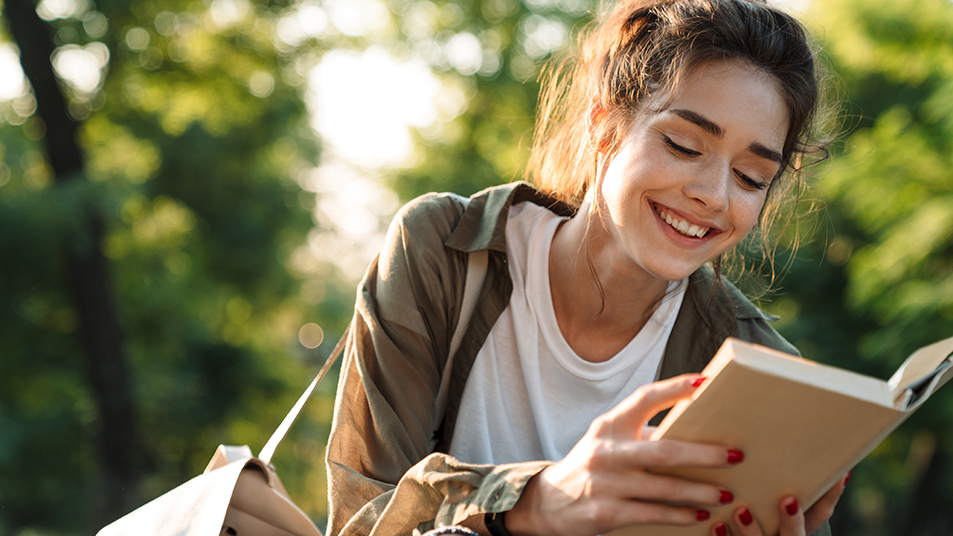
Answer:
[
  {"xmin": 730, "ymin": 340, "xmax": 895, "ymax": 407},
  {"xmin": 887, "ymin": 336, "xmax": 953, "ymax": 399}
]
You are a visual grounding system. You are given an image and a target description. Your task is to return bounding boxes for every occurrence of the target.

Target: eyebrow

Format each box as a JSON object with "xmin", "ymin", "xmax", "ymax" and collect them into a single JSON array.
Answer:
[
  {"xmin": 668, "ymin": 108, "xmax": 783, "ymax": 164},
  {"xmin": 747, "ymin": 142, "xmax": 783, "ymax": 164},
  {"xmin": 670, "ymin": 109, "xmax": 723, "ymax": 138}
]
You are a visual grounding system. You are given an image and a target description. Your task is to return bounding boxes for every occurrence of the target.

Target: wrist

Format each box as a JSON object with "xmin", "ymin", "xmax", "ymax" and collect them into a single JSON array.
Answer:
[
  {"xmin": 484, "ymin": 511, "xmax": 513, "ymax": 536},
  {"xmin": 501, "ymin": 471, "xmax": 548, "ymax": 536}
]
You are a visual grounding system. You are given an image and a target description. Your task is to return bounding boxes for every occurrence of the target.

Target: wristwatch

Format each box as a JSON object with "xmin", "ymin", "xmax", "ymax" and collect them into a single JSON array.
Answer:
[{"xmin": 484, "ymin": 511, "xmax": 513, "ymax": 536}]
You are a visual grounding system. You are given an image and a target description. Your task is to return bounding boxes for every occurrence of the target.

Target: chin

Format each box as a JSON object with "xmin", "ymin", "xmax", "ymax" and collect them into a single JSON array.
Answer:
[{"xmin": 643, "ymin": 261, "xmax": 703, "ymax": 283}]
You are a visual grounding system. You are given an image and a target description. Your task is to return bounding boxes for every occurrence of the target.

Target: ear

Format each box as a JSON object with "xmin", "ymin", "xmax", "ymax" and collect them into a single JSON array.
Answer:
[{"xmin": 587, "ymin": 101, "xmax": 611, "ymax": 153}]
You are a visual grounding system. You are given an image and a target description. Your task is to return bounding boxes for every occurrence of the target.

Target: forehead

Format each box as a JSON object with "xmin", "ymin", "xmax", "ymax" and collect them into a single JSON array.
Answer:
[{"xmin": 656, "ymin": 60, "xmax": 789, "ymax": 148}]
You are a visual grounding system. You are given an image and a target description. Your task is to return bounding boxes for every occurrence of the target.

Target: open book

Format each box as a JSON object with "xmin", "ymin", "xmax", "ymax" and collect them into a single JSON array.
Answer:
[{"xmin": 610, "ymin": 336, "xmax": 953, "ymax": 536}]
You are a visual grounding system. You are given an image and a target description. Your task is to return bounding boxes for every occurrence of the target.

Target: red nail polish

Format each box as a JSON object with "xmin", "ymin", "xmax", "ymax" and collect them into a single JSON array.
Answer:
[
  {"xmin": 697, "ymin": 510, "xmax": 711, "ymax": 521},
  {"xmin": 727, "ymin": 449, "xmax": 744, "ymax": 464},
  {"xmin": 715, "ymin": 523, "xmax": 728, "ymax": 536},
  {"xmin": 786, "ymin": 499, "xmax": 800, "ymax": 516},
  {"xmin": 720, "ymin": 489, "xmax": 734, "ymax": 504},
  {"xmin": 739, "ymin": 507, "xmax": 753, "ymax": 526},
  {"xmin": 691, "ymin": 377, "xmax": 706, "ymax": 388},
  {"xmin": 845, "ymin": 471, "xmax": 852, "ymax": 486}
]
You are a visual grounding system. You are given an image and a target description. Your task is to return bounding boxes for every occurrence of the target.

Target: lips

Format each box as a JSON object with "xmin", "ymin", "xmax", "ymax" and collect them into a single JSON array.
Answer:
[{"xmin": 653, "ymin": 204, "xmax": 711, "ymax": 238}]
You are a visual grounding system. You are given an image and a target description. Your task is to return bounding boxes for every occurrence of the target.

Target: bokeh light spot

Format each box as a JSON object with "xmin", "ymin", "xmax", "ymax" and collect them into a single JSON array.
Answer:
[{"xmin": 298, "ymin": 323, "xmax": 325, "ymax": 349}]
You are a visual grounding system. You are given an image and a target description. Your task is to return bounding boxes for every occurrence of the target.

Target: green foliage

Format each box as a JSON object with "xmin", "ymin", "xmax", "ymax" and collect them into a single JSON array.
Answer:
[{"xmin": 0, "ymin": 0, "xmax": 347, "ymax": 533}]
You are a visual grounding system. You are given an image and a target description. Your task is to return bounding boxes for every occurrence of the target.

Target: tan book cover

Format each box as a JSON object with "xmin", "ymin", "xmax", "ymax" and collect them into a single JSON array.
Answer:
[{"xmin": 608, "ymin": 336, "xmax": 953, "ymax": 536}]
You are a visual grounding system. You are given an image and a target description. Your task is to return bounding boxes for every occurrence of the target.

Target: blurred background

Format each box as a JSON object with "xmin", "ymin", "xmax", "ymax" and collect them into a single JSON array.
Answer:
[{"xmin": 0, "ymin": 0, "xmax": 951, "ymax": 534}]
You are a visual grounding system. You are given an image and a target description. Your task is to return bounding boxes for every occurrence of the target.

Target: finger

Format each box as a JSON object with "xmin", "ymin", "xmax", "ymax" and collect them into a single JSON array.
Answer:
[
  {"xmin": 586, "ymin": 469, "xmax": 734, "ymax": 507},
  {"xmin": 777, "ymin": 497, "xmax": 806, "ymax": 536},
  {"xmin": 639, "ymin": 425, "xmax": 658, "ymax": 441},
  {"xmin": 599, "ymin": 498, "xmax": 713, "ymax": 530},
  {"xmin": 606, "ymin": 438, "xmax": 744, "ymax": 470},
  {"xmin": 804, "ymin": 472, "xmax": 849, "ymax": 534},
  {"xmin": 604, "ymin": 374, "xmax": 704, "ymax": 429},
  {"xmin": 732, "ymin": 506, "xmax": 763, "ymax": 536},
  {"xmin": 711, "ymin": 521, "xmax": 731, "ymax": 536}
]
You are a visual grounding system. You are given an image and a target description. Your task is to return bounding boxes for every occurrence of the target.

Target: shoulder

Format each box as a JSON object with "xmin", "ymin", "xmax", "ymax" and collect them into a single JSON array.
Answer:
[
  {"xmin": 390, "ymin": 191, "xmax": 469, "ymax": 241},
  {"xmin": 685, "ymin": 266, "xmax": 800, "ymax": 357}
]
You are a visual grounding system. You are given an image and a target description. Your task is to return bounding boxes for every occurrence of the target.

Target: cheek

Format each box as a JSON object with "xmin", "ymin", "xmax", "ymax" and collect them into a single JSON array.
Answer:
[
  {"xmin": 597, "ymin": 160, "xmax": 635, "ymax": 215},
  {"xmin": 732, "ymin": 193, "xmax": 768, "ymax": 235}
]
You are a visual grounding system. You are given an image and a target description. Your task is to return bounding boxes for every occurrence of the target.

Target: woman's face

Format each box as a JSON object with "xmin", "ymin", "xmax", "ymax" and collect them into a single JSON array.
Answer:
[{"xmin": 596, "ymin": 59, "xmax": 788, "ymax": 282}]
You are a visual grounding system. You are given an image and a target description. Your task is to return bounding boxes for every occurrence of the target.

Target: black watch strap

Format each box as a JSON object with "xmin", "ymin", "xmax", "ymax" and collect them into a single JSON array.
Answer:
[{"xmin": 484, "ymin": 511, "xmax": 513, "ymax": 536}]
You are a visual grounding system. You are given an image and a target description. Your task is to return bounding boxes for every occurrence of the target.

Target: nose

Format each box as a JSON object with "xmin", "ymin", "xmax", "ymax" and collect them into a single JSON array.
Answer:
[{"xmin": 683, "ymin": 163, "xmax": 730, "ymax": 212}]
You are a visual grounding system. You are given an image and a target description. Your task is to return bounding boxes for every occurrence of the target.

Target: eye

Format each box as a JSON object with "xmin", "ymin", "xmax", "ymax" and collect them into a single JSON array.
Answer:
[
  {"xmin": 734, "ymin": 169, "xmax": 769, "ymax": 191},
  {"xmin": 663, "ymin": 136, "xmax": 701, "ymax": 157}
]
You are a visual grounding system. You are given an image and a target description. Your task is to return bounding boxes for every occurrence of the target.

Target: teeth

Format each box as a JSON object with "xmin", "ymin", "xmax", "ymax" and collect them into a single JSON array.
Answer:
[{"xmin": 655, "ymin": 206, "xmax": 709, "ymax": 238}]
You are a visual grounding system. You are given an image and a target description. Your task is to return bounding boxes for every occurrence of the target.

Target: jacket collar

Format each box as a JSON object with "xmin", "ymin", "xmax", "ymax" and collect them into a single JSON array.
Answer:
[{"xmin": 445, "ymin": 181, "xmax": 574, "ymax": 253}]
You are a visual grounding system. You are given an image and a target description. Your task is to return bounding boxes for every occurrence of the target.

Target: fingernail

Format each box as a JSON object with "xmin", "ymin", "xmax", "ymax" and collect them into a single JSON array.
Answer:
[
  {"xmin": 691, "ymin": 377, "xmax": 706, "ymax": 388},
  {"xmin": 786, "ymin": 498, "xmax": 800, "ymax": 516},
  {"xmin": 715, "ymin": 523, "xmax": 728, "ymax": 536},
  {"xmin": 720, "ymin": 489, "xmax": 734, "ymax": 504},
  {"xmin": 739, "ymin": 507, "xmax": 753, "ymax": 526},
  {"xmin": 727, "ymin": 449, "xmax": 744, "ymax": 464},
  {"xmin": 697, "ymin": 510, "xmax": 711, "ymax": 521},
  {"xmin": 845, "ymin": 471, "xmax": 852, "ymax": 486}
]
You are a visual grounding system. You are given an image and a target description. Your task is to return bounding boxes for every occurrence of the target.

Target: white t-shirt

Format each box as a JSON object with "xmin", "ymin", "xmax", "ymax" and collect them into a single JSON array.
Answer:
[{"xmin": 449, "ymin": 202, "xmax": 687, "ymax": 465}]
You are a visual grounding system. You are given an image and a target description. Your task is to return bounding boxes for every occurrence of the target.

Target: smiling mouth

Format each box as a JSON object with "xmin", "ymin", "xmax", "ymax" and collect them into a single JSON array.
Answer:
[{"xmin": 653, "ymin": 204, "xmax": 710, "ymax": 238}]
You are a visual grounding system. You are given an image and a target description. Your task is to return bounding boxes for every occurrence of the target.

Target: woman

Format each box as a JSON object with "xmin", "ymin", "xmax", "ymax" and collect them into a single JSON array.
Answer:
[{"xmin": 325, "ymin": 1, "xmax": 846, "ymax": 535}]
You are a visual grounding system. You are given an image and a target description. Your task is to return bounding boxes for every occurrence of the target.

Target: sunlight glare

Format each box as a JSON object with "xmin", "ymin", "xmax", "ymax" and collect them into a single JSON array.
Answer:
[
  {"xmin": 276, "ymin": 1, "xmax": 330, "ymax": 47},
  {"xmin": 309, "ymin": 47, "xmax": 441, "ymax": 168},
  {"xmin": 446, "ymin": 32, "xmax": 483, "ymax": 76},
  {"xmin": 521, "ymin": 15, "xmax": 568, "ymax": 59},
  {"xmin": 0, "ymin": 45, "xmax": 28, "ymax": 101},
  {"xmin": 52, "ymin": 42, "xmax": 110, "ymax": 95},
  {"xmin": 304, "ymin": 161, "xmax": 399, "ymax": 238},
  {"xmin": 299, "ymin": 159, "xmax": 399, "ymax": 280},
  {"xmin": 298, "ymin": 1, "xmax": 329, "ymax": 36},
  {"xmin": 209, "ymin": 0, "xmax": 252, "ymax": 29},
  {"xmin": 37, "ymin": 0, "xmax": 89, "ymax": 20},
  {"xmin": 325, "ymin": 0, "xmax": 389, "ymax": 37}
]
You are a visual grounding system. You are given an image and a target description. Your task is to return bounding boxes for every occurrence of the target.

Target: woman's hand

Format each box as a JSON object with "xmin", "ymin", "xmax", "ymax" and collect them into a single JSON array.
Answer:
[
  {"xmin": 505, "ymin": 374, "xmax": 743, "ymax": 536},
  {"xmin": 709, "ymin": 475, "xmax": 849, "ymax": 536}
]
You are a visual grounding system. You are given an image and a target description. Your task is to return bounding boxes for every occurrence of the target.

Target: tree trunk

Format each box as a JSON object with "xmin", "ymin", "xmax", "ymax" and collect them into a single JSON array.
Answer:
[{"xmin": 2, "ymin": 0, "xmax": 144, "ymax": 527}]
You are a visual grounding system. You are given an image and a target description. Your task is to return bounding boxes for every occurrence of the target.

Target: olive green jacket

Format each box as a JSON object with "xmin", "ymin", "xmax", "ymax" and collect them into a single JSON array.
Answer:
[{"xmin": 325, "ymin": 182, "xmax": 829, "ymax": 536}]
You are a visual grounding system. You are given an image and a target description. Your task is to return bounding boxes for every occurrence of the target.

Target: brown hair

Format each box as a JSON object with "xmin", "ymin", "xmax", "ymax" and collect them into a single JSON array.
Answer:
[{"xmin": 527, "ymin": 0, "xmax": 831, "ymax": 289}]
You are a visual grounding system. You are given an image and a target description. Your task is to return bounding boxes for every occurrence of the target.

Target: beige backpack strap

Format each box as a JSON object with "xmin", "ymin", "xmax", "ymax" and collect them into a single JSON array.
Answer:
[{"xmin": 258, "ymin": 331, "xmax": 348, "ymax": 464}]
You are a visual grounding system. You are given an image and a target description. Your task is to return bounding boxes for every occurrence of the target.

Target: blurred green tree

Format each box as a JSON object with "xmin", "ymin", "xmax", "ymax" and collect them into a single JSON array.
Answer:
[{"xmin": 0, "ymin": 0, "xmax": 350, "ymax": 532}]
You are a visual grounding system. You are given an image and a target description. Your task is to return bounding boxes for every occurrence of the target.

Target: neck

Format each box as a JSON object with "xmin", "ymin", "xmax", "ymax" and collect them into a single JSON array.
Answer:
[{"xmin": 548, "ymin": 202, "xmax": 671, "ymax": 362}]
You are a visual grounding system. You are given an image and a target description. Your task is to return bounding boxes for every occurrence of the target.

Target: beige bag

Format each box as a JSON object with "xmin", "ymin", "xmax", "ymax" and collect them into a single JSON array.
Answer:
[{"xmin": 97, "ymin": 444, "xmax": 321, "ymax": 536}]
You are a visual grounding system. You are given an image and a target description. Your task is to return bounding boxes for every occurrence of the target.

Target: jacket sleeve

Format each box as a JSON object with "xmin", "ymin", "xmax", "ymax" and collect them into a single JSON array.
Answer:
[{"xmin": 325, "ymin": 194, "xmax": 550, "ymax": 536}]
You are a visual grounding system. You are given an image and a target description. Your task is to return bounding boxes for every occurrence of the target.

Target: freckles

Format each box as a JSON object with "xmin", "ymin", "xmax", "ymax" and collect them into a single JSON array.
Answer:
[{"xmin": 735, "ymin": 197, "xmax": 767, "ymax": 233}]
